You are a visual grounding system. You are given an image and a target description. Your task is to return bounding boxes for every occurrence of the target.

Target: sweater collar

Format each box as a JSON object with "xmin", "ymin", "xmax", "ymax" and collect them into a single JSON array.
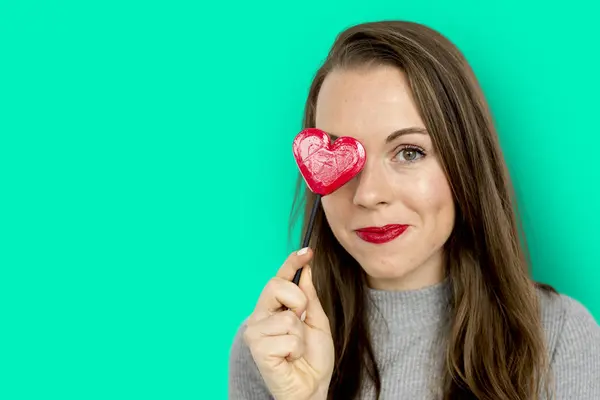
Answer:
[{"xmin": 366, "ymin": 277, "xmax": 452, "ymax": 332}]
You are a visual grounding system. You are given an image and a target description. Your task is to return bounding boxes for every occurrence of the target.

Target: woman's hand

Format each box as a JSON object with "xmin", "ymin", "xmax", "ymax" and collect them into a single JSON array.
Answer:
[{"xmin": 243, "ymin": 248, "xmax": 334, "ymax": 400}]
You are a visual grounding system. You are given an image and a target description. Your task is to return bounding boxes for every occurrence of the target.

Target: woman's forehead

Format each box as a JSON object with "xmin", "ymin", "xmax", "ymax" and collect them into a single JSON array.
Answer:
[{"xmin": 315, "ymin": 67, "xmax": 425, "ymax": 144}]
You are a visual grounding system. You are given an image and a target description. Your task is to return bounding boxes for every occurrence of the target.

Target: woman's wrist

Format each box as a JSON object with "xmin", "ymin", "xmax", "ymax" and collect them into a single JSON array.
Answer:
[{"xmin": 308, "ymin": 382, "xmax": 330, "ymax": 400}]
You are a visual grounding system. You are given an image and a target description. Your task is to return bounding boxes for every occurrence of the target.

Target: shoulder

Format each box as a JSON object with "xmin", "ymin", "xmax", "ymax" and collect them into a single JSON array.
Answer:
[
  {"xmin": 536, "ymin": 286, "xmax": 600, "ymax": 397},
  {"xmin": 536, "ymin": 286, "xmax": 600, "ymax": 350},
  {"xmin": 228, "ymin": 317, "xmax": 272, "ymax": 399}
]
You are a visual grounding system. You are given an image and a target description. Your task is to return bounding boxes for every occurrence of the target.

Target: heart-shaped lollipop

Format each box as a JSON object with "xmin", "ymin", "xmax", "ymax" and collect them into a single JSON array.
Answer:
[
  {"xmin": 290, "ymin": 128, "xmax": 366, "ymax": 285},
  {"xmin": 292, "ymin": 128, "xmax": 366, "ymax": 196}
]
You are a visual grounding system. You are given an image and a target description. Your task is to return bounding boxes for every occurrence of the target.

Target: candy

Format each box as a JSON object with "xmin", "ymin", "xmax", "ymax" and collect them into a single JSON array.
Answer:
[
  {"xmin": 292, "ymin": 128, "xmax": 366, "ymax": 196},
  {"xmin": 290, "ymin": 128, "xmax": 366, "ymax": 285}
]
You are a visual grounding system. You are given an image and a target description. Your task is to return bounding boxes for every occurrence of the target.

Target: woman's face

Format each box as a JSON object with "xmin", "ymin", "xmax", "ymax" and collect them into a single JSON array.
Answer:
[{"xmin": 316, "ymin": 66, "xmax": 455, "ymax": 290}]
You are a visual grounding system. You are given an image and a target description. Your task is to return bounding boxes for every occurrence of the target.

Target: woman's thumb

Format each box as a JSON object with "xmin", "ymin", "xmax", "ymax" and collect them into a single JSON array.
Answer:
[{"xmin": 298, "ymin": 266, "xmax": 330, "ymax": 332}]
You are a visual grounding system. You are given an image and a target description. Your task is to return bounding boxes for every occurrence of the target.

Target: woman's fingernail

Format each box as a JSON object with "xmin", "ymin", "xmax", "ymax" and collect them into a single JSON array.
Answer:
[
  {"xmin": 300, "ymin": 311, "xmax": 306, "ymax": 322},
  {"xmin": 297, "ymin": 247, "xmax": 308, "ymax": 256}
]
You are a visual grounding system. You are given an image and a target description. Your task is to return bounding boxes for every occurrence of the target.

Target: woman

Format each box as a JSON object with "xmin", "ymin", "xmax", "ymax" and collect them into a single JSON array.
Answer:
[{"xmin": 229, "ymin": 20, "xmax": 600, "ymax": 399}]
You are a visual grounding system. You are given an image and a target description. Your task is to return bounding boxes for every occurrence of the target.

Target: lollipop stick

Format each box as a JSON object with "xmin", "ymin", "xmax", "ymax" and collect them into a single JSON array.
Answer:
[{"xmin": 292, "ymin": 194, "xmax": 321, "ymax": 285}]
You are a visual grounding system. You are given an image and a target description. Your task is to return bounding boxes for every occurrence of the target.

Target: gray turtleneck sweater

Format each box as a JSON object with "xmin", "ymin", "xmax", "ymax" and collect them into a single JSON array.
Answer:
[{"xmin": 229, "ymin": 281, "xmax": 600, "ymax": 399}]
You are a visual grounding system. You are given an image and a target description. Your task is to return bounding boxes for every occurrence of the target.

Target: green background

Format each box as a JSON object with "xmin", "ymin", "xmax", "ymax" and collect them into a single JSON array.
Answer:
[{"xmin": 2, "ymin": 0, "xmax": 598, "ymax": 398}]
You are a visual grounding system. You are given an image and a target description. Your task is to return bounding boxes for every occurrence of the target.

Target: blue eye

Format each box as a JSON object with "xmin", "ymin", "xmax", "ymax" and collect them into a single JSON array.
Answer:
[{"xmin": 394, "ymin": 145, "xmax": 426, "ymax": 162}]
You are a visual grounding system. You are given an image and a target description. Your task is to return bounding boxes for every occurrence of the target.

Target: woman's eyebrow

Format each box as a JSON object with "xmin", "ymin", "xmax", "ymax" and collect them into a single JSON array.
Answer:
[
  {"xmin": 384, "ymin": 127, "xmax": 428, "ymax": 143},
  {"xmin": 326, "ymin": 127, "xmax": 428, "ymax": 142}
]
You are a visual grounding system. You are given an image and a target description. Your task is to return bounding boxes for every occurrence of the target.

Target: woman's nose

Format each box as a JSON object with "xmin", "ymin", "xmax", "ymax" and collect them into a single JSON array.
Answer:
[{"xmin": 352, "ymin": 161, "xmax": 394, "ymax": 209}]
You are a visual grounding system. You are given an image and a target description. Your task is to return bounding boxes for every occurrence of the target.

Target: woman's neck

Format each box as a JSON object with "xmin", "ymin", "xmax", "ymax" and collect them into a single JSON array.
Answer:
[{"xmin": 366, "ymin": 250, "xmax": 446, "ymax": 291}]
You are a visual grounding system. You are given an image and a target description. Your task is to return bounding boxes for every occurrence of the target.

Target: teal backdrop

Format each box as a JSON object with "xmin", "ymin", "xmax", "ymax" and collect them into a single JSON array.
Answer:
[{"xmin": 2, "ymin": 1, "xmax": 598, "ymax": 399}]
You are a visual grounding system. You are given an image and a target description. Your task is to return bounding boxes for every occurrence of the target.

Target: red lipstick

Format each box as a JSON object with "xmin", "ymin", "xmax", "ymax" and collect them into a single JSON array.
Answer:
[{"xmin": 355, "ymin": 224, "xmax": 408, "ymax": 244}]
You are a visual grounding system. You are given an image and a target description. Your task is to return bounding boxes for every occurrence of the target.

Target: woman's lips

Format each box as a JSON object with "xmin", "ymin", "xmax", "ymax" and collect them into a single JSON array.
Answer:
[{"xmin": 355, "ymin": 224, "xmax": 409, "ymax": 244}]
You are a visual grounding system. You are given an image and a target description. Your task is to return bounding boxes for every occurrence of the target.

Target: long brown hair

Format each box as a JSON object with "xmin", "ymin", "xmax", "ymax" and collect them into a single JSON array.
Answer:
[{"xmin": 289, "ymin": 20, "xmax": 556, "ymax": 400}]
